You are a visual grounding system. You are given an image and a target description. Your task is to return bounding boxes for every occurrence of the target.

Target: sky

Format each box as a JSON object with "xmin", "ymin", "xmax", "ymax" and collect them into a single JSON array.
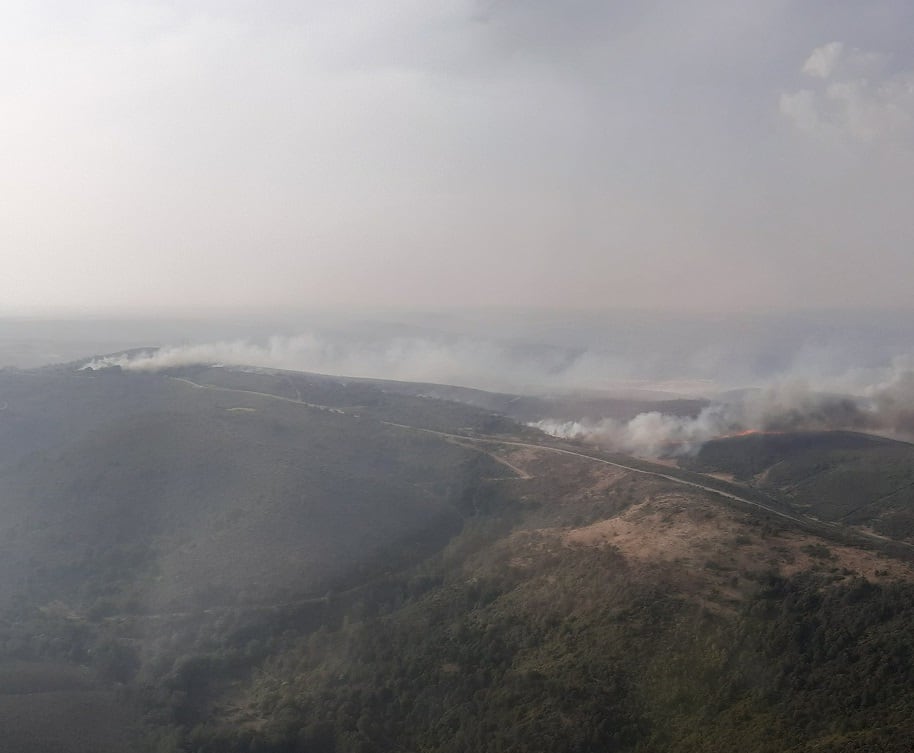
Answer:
[{"xmin": 1, "ymin": 1, "xmax": 913, "ymax": 314}]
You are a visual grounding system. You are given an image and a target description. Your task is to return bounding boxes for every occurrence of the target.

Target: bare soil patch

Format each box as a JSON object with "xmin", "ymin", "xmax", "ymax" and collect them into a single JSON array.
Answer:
[{"xmin": 562, "ymin": 491, "xmax": 914, "ymax": 594}]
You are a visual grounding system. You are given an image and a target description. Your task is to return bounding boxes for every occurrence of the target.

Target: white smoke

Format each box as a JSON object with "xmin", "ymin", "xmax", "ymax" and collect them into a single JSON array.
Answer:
[
  {"xmin": 532, "ymin": 403, "xmax": 732, "ymax": 457},
  {"xmin": 532, "ymin": 366, "xmax": 914, "ymax": 457},
  {"xmin": 81, "ymin": 334, "xmax": 914, "ymax": 458},
  {"xmin": 78, "ymin": 334, "xmax": 710, "ymax": 396}
]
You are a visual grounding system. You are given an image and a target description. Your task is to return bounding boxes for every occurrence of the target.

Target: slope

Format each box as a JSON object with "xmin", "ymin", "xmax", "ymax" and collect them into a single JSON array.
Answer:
[
  {"xmin": 184, "ymin": 442, "xmax": 914, "ymax": 753},
  {"xmin": 683, "ymin": 430, "xmax": 914, "ymax": 542}
]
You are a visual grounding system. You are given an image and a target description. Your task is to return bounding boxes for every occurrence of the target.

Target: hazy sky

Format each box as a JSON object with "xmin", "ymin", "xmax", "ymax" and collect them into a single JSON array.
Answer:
[{"xmin": 2, "ymin": 1, "xmax": 913, "ymax": 314}]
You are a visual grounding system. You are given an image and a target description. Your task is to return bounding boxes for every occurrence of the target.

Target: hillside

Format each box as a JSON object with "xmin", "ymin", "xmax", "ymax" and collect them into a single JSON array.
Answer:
[
  {"xmin": 165, "ymin": 440, "xmax": 914, "ymax": 753},
  {"xmin": 0, "ymin": 364, "xmax": 521, "ymax": 752},
  {"xmin": 2, "ymin": 365, "xmax": 914, "ymax": 751},
  {"xmin": 683, "ymin": 430, "xmax": 914, "ymax": 543},
  {"xmin": 0, "ymin": 366, "xmax": 516, "ymax": 615}
]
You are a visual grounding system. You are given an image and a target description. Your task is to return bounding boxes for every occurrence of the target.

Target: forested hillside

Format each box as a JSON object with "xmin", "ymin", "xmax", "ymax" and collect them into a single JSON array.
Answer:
[{"xmin": 2, "ymin": 366, "xmax": 914, "ymax": 752}]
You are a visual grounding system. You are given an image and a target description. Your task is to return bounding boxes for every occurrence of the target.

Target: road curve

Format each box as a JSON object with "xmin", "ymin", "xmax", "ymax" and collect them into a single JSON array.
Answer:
[
  {"xmin": 380, "ymin": 422, "xmax": 811, "ymax": 526},
  {"xmin": 171, "ymin": 375, "xmax": 911, "ymax": 553}
]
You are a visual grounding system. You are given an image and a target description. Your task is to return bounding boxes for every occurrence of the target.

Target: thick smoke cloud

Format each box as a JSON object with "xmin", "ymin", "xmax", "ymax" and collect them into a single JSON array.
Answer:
[
  {"xmin": 533, "ymin": 365, "xmax": 914, "ymax": 457},
  {"xmin": 534, "ymin": 405, "xmax": 731, "ymax": 458}
]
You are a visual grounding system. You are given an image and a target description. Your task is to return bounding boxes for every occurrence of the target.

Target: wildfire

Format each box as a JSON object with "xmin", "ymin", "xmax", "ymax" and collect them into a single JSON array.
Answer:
[{"xmin": 718, "ymin": 428, "xmax": 787, "ymax": 439}]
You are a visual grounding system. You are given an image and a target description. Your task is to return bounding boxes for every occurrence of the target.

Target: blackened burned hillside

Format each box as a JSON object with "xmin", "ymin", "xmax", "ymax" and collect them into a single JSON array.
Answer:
[{"xmin": 2, "ymin": 363, "xmax": 914, "ymax": 752}]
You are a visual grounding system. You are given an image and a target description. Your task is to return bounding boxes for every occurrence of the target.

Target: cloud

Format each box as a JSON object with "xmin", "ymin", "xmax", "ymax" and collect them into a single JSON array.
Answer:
[
  {"xmin": 801, "ymin": 41, "xmax": 844, "ymax": 78},
  {"xmin": 781, "ymin": 42, "xmax": 914, "ymax": 144}
]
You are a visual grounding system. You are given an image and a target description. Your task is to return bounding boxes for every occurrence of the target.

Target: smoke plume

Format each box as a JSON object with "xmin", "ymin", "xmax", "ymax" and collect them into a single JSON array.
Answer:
[
  {"xmin": 78, "ymin": 333, "xmax": 704, "ymax": 396},
  {"xmin": 533, "ymin": 364, "xmax": 914, "ymax": 457}
]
